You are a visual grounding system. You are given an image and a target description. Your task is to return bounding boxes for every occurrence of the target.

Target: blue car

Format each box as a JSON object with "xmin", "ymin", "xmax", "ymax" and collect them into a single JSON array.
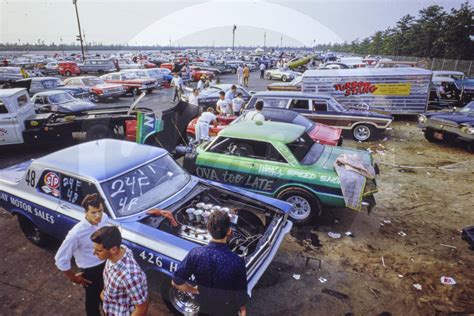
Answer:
[
  {"xmin": 0, "ymin": 139, "xmax": 292, "ymax": 315},
  {"xmin": 418, "ymin": 101, "xmax": 474, "ymax": 152}
]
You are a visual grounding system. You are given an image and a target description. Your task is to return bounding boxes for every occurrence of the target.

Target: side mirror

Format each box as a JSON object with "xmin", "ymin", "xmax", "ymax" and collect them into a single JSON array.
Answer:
[{"xmin": 249, "ymin": 91, "xmax": 256, "ymax": 95}]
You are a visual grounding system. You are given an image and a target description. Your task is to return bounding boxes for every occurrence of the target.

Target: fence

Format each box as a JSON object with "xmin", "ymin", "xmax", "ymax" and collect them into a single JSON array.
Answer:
[{"xmin": 383, "ymin": 55, "xmax": 473, "ymax": 76}]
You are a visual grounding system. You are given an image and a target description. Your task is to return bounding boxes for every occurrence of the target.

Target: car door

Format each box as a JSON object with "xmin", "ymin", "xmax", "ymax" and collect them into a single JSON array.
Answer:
[
  {"xmin": 0, "ymin": 98, "xmax": 22, "ymax": 144},
  {"xmin": 288, "ymin": 98, "xmax": 311, "ymax": 115},
  {"xmin": 309, "ymin": 98, "xmax": 350, "ymax": 129},
  {"xmin": 7, "ymin": 93, "xmax": 36, "ymax": 144}
]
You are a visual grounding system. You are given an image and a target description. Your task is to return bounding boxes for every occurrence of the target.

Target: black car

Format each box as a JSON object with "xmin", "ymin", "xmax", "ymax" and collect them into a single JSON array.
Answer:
[
  {"xmin": 181, "ymin": 84, "xmax": 254, "ymax": 108},
  {"xmin": 418, "ymin": 101, "xmax": 474, "ymax": 152},
  {"xmin": 24, "ymin": 77, "xmax": 90, "ymax": 99}
]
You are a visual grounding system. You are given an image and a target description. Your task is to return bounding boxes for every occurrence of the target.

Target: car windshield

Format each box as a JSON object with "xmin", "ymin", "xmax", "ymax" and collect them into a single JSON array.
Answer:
[
  {"xmin": 328, "ymin": 98, "xmax": 346, "ymax": 111},
  {"xmin": 42, "ymin": 79, "xmax": 63, "ymax": 88},
  {"xmin": 289, "ymin": 76, "xmax": 302, "ymax": 85},
  {"xmin": 159, "ymin": 68, "xmax": 171, "ymax": 75},
  {"xmin": 48, "ymin": 93, "xmax": 75, "ymax": 104},
  {"xmin": 122, "ymin": 73, "xmax": 138, "ymax": 80},
  {"xmin": 291, "ymin": 115, "xmax": 314, "ymax": 132},
  {"xmin": 101, "ymin": 155, "xmax": 191, "ymax": 217},
  {"xmin": 83, "ymin": 78, "xmax": 104, "ymax": 86},
  {"xmin": 460, "ymin": 102, "xmax": 474, "ymax": 113}
]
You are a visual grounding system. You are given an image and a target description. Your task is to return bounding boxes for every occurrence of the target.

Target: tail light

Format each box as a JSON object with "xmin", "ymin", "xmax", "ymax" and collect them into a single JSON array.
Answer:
[{"xmin": 125, "ymin": 119, "xmax": 137, "ymax": 141}]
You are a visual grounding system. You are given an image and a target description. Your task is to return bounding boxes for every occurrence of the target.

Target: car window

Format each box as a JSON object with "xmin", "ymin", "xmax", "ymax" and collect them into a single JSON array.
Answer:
[
  {"xmin": 286, "ymin": 132, "xmax": 324, "ymax": 165},
  {"xmin": 312, "ymin": 100, "xmax": 327, "ymax": 112},
  {"xmin": 31, "ymin": 82, "xmax": 43, "ymax": 90},
  {"xmin": 17, "ymin": 94, "xmax": 29, "ymax": 108},
  {"xmin": 34, "ymin": 97, "xmax": 44, "ymax": 104},
  {"xmin": 258, "ymin": 98, "xmax": 289, "ymax": 108},
  {"xmin": 111, "ymin": 74, "xmax": 120, "ymax": 80},
  {"xmin": 61, "ymin": 174, "xmax": 100, "ymax": 206},
  {"xmin": 289, "ymin": 99, "xmax": 309, "ymax": 110},
  {"xmin": 208, "ymin": 137, "xmax": 268, "ymax": 160},
  {"xmin": 38, "ymin": 170, "xmax": 61, "ymax": 198},
  {"xmin": 42, "ymin": 79, "xmax": 62, "ymax": 88},
  {"xmin": 266, "ymin": 144, "xmax": 287, "ymax": 163},
  {"xmin": 0, "ymin": 101, "xmax": 8, "ymax": 114},
  {"xmin": 236, "ymin": 88, "xmax": 247, "ymax": 96}
]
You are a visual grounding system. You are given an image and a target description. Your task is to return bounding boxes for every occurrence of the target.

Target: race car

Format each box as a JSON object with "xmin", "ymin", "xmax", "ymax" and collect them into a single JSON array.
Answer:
[{"xmin": 0, "ymin": 139, "xmax": 292, "ymax": 315}]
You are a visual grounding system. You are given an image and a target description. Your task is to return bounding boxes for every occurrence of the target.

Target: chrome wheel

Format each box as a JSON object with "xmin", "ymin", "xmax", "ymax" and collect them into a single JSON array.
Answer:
[
  {"xmin": 89, "ymin": 93, "xmax": 100, "ymax": 103},
  {"xmin": 169, "ymin": 286, "xmax": 200, "ymax": 315},
  {"xmin": 353, "ymin": 124, "xmax": 372, "ymax": 141},
  {"xmin": 286, "ymin": 195, "xmax": 311, "ymax": 220}
]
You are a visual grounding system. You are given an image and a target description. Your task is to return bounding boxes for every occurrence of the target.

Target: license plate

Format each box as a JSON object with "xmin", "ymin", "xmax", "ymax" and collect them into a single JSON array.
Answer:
[{"xmin": 434, "ymin": 132, "xmax": 444, "ymax": 140}]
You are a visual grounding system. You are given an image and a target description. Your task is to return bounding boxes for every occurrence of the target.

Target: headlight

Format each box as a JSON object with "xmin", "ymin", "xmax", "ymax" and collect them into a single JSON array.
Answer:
[
  {"xmin": 461, "ymin": 124, "xmax": 474, "ymax": 134},
  {"xmin": 418, "ymin": 115, "xmax": 427, "ymax": 124}
]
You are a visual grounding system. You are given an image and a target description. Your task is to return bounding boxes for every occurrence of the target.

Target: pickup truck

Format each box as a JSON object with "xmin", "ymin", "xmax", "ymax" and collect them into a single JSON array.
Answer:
[
  {"xmin": 0, "ymin": 138, "xmax": 292, "ymax": 315},
  {"xmin": 0, "ymin": 88, "xmax": 153, "ymax": 146}
]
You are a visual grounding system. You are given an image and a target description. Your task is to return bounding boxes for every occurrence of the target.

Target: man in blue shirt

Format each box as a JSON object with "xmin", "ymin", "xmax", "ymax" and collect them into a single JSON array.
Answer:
[{"xmin": 172, "ymin": 210, "xmax": 249, "ymax": 315}]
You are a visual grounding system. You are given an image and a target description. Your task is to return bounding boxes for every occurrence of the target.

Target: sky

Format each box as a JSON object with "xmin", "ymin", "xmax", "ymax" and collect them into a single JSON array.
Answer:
[{"xmin": 0, "ymin": 0, "xmax": 468, "ymax": 47}]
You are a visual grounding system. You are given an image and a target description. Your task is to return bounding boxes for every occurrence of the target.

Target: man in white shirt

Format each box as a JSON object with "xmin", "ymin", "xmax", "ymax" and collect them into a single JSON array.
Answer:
[
  {"xmin": 241, "ymin": 100, "xmax": 265, "ymax": 122},
  {"xmin": 232, "ymin": 93, "xmax": 245, "ymax": 116},
  {"xmin": 197, "ymin": 76, "xmax": 205, "ymax": 91},
  {"xmin": 216, "ymin": 91, "xmax": 232, "ymax": 115},
  {"xmin": 55, "ymin": 193, "xmax": 109, "ymax": 316},
  {"xmin": 171, "ymin": 72, "xmax": 184, "ymax": 102},
  {"xmin": 188, "ymin": 88, "xmax": 200, "ymax": 106},
  {"xmin": 259, "ymin": 62, "xmax": 266, "ymax": 79},
  {"xmin": 195, "ymin": 107, "xmax": 218, "ymax": 142},
  {"xmin": 237, "ymin": 64, "xmax": 244, "ymax": 85}
]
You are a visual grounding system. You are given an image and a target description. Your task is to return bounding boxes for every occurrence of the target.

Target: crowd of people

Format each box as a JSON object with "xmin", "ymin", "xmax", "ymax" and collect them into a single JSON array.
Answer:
[{"xmin": 56, "ymin": 193, "xmax": 249, "ymax": 316}]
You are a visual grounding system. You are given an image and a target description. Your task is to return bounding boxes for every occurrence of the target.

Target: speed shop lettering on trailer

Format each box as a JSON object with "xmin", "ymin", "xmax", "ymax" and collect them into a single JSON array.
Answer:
[
  {"xmin": 1, "ymin": 192, "xmax": 55, "ymax": 224},
  {"xmin": 195, "ymin": 167, "xmax": 275, "ymax": 192}
]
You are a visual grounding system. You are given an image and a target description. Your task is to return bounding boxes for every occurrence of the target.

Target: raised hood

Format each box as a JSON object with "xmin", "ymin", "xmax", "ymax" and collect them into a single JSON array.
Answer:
[{"xmin": 316, "ymin": 145, "xmax": 372, "ymax": 170}]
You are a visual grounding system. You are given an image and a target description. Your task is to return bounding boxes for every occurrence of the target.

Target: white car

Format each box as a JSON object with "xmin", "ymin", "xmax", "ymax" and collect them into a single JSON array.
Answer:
[{"xmin": 264, "ymin": 68, "xmax": 299, "ymax": 82}]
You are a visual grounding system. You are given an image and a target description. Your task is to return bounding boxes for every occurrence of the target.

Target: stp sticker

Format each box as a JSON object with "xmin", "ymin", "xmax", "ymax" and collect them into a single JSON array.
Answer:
[{"xmin": 42, "ymin": 172, "xmax": 60, "ymax": 196}]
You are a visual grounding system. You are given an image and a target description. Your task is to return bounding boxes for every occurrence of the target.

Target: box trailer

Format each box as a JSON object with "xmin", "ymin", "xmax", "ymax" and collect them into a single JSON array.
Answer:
[{"xmin": 302, "ymin": 68, "xmax": 432, "ymax": 114}]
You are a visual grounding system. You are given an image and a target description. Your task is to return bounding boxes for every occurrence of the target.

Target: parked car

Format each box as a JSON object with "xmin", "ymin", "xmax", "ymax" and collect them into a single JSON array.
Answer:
[
  {"xmin": 429, "ymin": 71, "xmax": 472, "ymax": 108},
  {"xmin": 181, "ymin": 84, "xmax": 254, "ymax": 108},
  {"xmin": 189, "ymin": 67, "xmax": 215, "ymax": 81},
  {"xmin": 42, "ymin": 62, "xmax": 59, "ymax": 75},
  {"xmin": 0, "ymin": 67, "xmax": 24, "ymax": 83},
  {"xmin": 58, "ymin": 61, "xmax": 81, "ymax": 77},
  {"xmin": 27, "ymin": 77, "xmax": 90, "ymax": 99},
  {"xmin": 120, "ymin": 69, "xmax": 163, "ymax": 87},
  {"xmin": 244, "ymin": 91, "xmax": 393, "ymax": 141},
  {"xmin": 183, "ymin": 121, "xmax": 378, "ymax": 225},
  {"xmin": 101, "ymin": 72, "xmax": 157, "ymax": 95},
  {"xmin": 265, "ymin": 68, "xmax": 298, "ymax": 82},
  {"xmin": 0, "ymin": 139, "xmax": 292, "ymax": 315},
  {"xmin": 418, "ymin": 101, "xmax": 474, "ymax": 152},
  {"xmin": 78, "ymin": 59, "xmax": 116, "ymax": 74},
  {"xmin": 267, "ymin": 76, "xmax": 302, "ymax": 91},
  {"xmin": 115, "ymin": 58, "xmax": 142, "ymax": 70},
  {"xmin": 63, "ymin": 76, "xmax": 125, "ymax": 102},
  {"xmin": 31, "ymin": 90, "xmax": 97, "ymax": 113},
  {"xmin": 156, "ymin": 67, "xmax": 173, "ymax": 82},
  {"xmin": 186, "ymin": 108, "xmax": 343, "ymax": 146}
]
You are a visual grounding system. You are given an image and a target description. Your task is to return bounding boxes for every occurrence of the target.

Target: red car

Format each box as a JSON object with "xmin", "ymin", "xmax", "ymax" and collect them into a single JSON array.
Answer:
[
  {"xmin": 189, "ymin": 67, "xmax": 215, "ymax": 81},
  {"xmin": 160, "ymin": 63, "xmax": 174, "ymax": 71},
  {"xmin": 58, "ymin": 61, "xmax": 81, "ymax": 77},
  {"xmin": 64, "ymin": 76, "xmax": 126, "ymax": 102},
  {"xmin": 186, "ymin": 109, "xmax": 343, "ymax": 146},
  {"xmin": 100, "ymin": 72, "xmax": 157, "ymax": 95}
]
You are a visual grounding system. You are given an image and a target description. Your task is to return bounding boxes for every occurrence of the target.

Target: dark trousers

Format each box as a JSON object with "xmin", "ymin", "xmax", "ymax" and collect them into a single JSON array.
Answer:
[
  {"xmin": 82, "ymin": 262, "xmax": 105, "ymax": 316},
  {"xmin": 260, "ymin": 70, "xmax": 264, "ymax": 78}
]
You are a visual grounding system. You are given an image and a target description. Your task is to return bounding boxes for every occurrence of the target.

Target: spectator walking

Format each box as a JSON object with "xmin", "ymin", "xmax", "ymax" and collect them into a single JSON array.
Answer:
[
  {"xmin": 259, "ymin": 62, "xmax": 266, "ymax": 79},
  {"xmin": 237, "ymin": 64, "xmax": 244, "ymax": 85},
  {"xmin": 171, "ymin": 72, "xmax": 184, "ymax": 102},
  {"xmin": 243, "ymin": 65, "xmax": 250, "ymax": 88}
]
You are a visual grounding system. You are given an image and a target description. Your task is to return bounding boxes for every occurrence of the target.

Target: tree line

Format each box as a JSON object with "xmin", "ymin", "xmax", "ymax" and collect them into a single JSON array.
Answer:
[{"xmin": 315, "ymin": 2, "xmax": 473, "ymax": 60}]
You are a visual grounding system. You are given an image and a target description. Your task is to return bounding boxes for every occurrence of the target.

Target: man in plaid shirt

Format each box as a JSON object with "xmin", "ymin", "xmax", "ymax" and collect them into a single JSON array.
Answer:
[{"xmin": 91, "ymin": 226, "xmax": 149, "ymax": 316}]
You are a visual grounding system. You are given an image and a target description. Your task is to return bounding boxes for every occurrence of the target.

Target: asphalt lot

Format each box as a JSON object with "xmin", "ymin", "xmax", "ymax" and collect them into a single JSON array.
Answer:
[{"xmin": 1, "ymin": 71, "xmax": 473, "ymax": 316}]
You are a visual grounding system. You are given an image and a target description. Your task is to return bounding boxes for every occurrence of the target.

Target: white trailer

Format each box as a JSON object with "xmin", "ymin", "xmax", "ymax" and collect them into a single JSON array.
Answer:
[{"xmin": 302, "ymin": 68, "xmax": 432, "ymax": 114}]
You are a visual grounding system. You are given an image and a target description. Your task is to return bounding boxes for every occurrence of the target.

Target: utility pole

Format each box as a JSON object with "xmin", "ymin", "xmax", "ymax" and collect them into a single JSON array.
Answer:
[
  {"xmin": 169, "ymin": 37, "xmax": 171, "ymax": 53},
  {"xmin": 232, "ymin": 25, "xmax": 237, "ymax": 52},
  {"xmin": 83, "ymin": 29, "xmax": 87, "ymax": 53},
  {"xmin": 280, "ymin": 35, "xmax": 283, "ymax": 49},
  {"xmin": 72, "ymin": 0, "xmax": 85, "ymax": 61},
  {"xmin": 60, "ymin": 37, "xmax": 64, "ymax": 56},
  {"xmin": 263, "ymin": 32, "xmax": 266, "ymax": 53}
]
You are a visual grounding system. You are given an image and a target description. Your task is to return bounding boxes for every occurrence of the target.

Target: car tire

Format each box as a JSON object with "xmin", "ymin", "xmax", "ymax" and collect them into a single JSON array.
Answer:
[
  {"xmin": 161, "ymin": 278, "xmax": 200, "ymax": 316},
  {"xmin": 277, "ymin": 187, "xmax": 321, "ymax": 225},
  {"xmin": 112, "ymin": 95, "xmax": 120, "ymax": 101},
  {"xmin": 132, "ymin": 88, "xmax": 140, "ymax": 97},
  {"xmin": 186, "ymin": 132, "xmax": 196, "ymax": 145},
  {"xmin": 265, "ymin": 73, "xmax": 272, "ymax": 80},
  {"xmin": 86, "ymin": 124, "xmax": 113, "ymax": 141},
  {"xmin": 231, "ymin": 68, "xmax": 237, "ymax": 74},
  {"xmin": 17, "ymin": 216, "xmax": 50, "ymax": 247},
  {"xmin": 65, "ymin": 70, "xmax": 72, "ymax": 77},
  {"xmin": 281, "ymin": 75, "xmax": 288, "ymax": 82},
  {"xmin": 465, "ymin": 142, "xmax": 474, "ymax": 153},
  {"xmin": 147, "ymin": 88, "xmax": 154, "ymax": 94},
  {"xmin": 352, "ymin": 124, "xmax": 374, "ymax": 141},
  {"xmin": 89, "ymin": 93, "xmax": 100, "ymax": 103},
  {"xmin": 98, "ymin": 70, "xmax": 104, "ymax": 75}
]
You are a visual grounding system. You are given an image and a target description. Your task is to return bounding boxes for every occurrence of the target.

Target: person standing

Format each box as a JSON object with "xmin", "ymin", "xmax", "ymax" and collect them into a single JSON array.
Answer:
[
  {"xmin": 172, "ymin": 210, "xmax": 249, "ymax": 316},
  {"xmin": 241, "ymin": 100, "xmax": 265, "ymax": 122},
  {"xmin": 91, "ymin": 226, "xmax": 149, "ymax": 316},
  {"xmin": 195, "ymin": 107, "xmax": 218, "ymax": 142},
  {"xmin": 216, "ymin": 91, "xmax": 232, "ymax": 115},
  {"xmin": 54, "ymin": 193, "xmax": 110, "ymax": 316},
  {"xmin": 20, "ymin": 66, "xmax": 29, "ymax": 79},
  {"xmin": 242, "ymin": 65, "xmax": 250, "ymax": 88},
  {"xmin": 225, "ymin": 85, "xmax": 237, "ymax": 101},
  {"xmin": 232, "ymin": 93, "xmax": 245, "ymax": 116},
  {"xmin": 171, "ymin": 72, "xmax": 184, "ymax": 102},
  {"xmin": 259, "ymin": 62, "xmax": 266, "ymax": 79},
  {"xmin": 237, "ymin": 64, "xmax": 244, "ymax": 85},
  {"xmin": 197, "ymin": 76, "xmax": 206, "ymax": 91},
  {"xmin": 188, "ymin": 88, "xmax": 200, "ymax": 106}
]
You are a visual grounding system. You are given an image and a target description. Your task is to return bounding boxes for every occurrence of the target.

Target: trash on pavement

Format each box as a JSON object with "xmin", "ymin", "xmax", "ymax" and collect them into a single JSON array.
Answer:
[
  {"xmin": 319, "ymin": 277, "xmax": 328, "ymax": 283},
  {"xmin": 328, "ymin": 232, "xmax": 342, "ymax": 239},
  {"xmin": 440, "ymin": 276, "xmax": 456, "ymax": 285},
  {"xmin": 413, "ymin": 284, "xmax": 422, "ymax": 290},
  {"xmin": 292, "ymin": 274, "xmax": 301, "ymax": 280},
  {"xmin": 398, "ymin": 231, "xmax": 407, "ymax": 237}
]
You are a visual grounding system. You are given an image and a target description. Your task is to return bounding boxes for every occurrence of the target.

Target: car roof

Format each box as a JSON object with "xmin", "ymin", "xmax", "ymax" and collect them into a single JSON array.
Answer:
[
  {"xmin": 33, "ymin": 90, "xmax": 69, "ymax": 96},
  {"xmin": 304, "ymin": 67, "xmax": 432, "ymax": 77},
  {"xmin": 31, "ymin": 76, "xmax": 60, "ymax": 81},
  {"xmin": 218, "ymin": 121, "xmax": 305, "ymax": 143},
  {"xmin": 35, "ymin": 139, "xmax": 167, "ymax": 182},
  {"xmin": 432, "ymin": 70, "xmax": 464, "ymax": 76},
  {"xmin": 0, "ymin": 88, "xmax": 27, "ymax": 97},
  {"xmin": 252, "ymin": 91, "xmax": 331, "ymax": 99}
]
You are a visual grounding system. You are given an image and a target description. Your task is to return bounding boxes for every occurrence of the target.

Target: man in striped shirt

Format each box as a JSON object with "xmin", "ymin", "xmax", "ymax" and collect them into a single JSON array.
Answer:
[{"xmin": 91, "ymin": 226, "xmax": 149, "ymax": 316}]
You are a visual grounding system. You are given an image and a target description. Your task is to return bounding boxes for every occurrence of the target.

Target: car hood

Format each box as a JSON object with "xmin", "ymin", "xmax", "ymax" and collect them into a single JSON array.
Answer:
[
  {"xmin": 428, "ymin": 112, "xmax": 474, "ymax": 125},
  {"xmin": 309, "ymin": 123, "xmax": 342, "ymax": 145},
  {"xmin": 55, "ymin": 86, "xmax": 88, "ymax": 93},
  {"xmin": 316, "ymin": 145, "xmax": 372, "ymax": 170},
  {"xmin": 56, "ymin": 100, "xmax": 97, "ymax": 113},
  {"xmin": 93, "ymin": 83, "xmax": 122, "ymax": 89}
]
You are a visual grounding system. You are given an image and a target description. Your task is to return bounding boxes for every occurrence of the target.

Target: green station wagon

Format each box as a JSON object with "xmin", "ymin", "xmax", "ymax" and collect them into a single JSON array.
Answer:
[{"xmin": 183, "ymin": 121, "xmax": 378, "ymax": 224}]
